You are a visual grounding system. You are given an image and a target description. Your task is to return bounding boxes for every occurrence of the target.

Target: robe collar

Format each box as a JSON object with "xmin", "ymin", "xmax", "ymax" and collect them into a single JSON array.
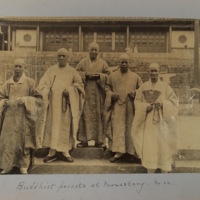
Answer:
[
  {"xmin": 9, "ymin": 73, "xmax": 26, "ymax": 84},
  {"xmin": 148, "ymin": 78, "xmax": 161, "ymax": 88}
]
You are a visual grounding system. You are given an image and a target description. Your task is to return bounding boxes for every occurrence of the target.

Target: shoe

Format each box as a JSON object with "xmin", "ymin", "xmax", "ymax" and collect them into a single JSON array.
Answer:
[
  {"xmin": 43, "ymin": 154, "xmax": 57, "ymax": 163},
  {"xmin": 95, "ymin": 143, "xmax": 106, "ymax": 149},
  {"xmin": 61, "ymin": 156, "xmax": 74, "ymax": 163},
  {"xmin": 77, "ymin": 142, "xmax": 88, "ymax": 148}
]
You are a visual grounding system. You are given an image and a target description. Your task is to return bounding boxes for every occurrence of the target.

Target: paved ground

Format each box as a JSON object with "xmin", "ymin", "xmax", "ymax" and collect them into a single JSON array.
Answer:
[{"xmin": 177, "ymin": 115, "xmax": 200, "ymax": 150}]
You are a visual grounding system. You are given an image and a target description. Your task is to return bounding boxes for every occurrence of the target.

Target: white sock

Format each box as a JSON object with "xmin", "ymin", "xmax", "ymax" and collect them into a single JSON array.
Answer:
[
  {"xmin": 114, "ymin": 152, "xmax": 123, "ymax": 158},
  {"xmin": 62, "ymin": 152, "xmax": 70, "ymax": 157},
  {"xmin": 48, "ymin": 149, "xmax": 56, "ymax": 156},
  {"xmin": 20, "ymin": 168, "xmax": 28, "ymax": 174},
  {"xmin": 1, "ymin": 169, "xmax": 12, "ymax": 174}
]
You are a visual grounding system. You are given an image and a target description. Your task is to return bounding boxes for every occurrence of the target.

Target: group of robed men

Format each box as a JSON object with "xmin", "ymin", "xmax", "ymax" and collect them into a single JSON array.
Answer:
[{"xmin": 0, "ymin": 42, "xmax": 178, "ymax": 174}]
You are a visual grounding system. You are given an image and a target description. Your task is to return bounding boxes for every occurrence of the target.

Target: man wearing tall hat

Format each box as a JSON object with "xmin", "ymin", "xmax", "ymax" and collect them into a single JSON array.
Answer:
[
  {"xmin": 76, "ymin": 42, "xmax": 109, "ymax": 148},
  {"xmin": 39, "ymin": 48, "xmax": 84, "ymax": 163}
]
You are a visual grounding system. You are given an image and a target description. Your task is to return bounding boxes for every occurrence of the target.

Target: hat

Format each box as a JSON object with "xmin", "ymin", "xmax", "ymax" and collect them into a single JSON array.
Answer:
[{"xmin": 57, "ymin": 48, "xmax": 69, "ymax": 56}]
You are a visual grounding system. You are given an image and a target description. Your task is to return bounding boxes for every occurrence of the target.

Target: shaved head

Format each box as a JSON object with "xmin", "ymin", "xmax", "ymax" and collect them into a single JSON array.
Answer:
[
  {"xmin": 88, "ymin": 42, "xmax": 99, "ymax": 51},
  {"xmin": 119, "ymin": 53, "xmax": 130, "ymax": 61}
]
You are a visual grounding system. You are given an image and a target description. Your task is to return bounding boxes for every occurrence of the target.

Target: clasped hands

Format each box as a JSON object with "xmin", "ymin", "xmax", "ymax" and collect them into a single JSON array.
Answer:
[
  {"xmin": 3, "ymin": 97, "xmax": 25, "ymax": 106},
  {"xmin": 146, "ymin": 100, "xmax": 163, "ymax": 113},
  {"xmin": 111, "ymin": 91, "xmax": 136, "ymax": 102},
  {"xmin": 63, "ymin": 90, "xmax": 69, "ymax": 97},
  {"xmin": 85, "ymin": 72, "xmax": 100, "ymax": 79}
]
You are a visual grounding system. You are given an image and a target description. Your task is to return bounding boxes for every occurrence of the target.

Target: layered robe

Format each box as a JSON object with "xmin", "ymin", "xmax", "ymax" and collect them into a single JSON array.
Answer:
[
  {"xmin": 39, "ymin": 64, "xmax": 84, "ymax": 153},
  {"xmin": 76, "ymin": 57, "xmax": 109, "ymax": 143},
  {"xmin": 131, "ymin": 80, "xmax": 178, "ymax": 171},
  {"xmin": 0, "ymin": 74, "xmax": 42, "ymax": 171},
  {"xmin": 104, "ymin": 68, "xmax": 142, "ymax": 154}
]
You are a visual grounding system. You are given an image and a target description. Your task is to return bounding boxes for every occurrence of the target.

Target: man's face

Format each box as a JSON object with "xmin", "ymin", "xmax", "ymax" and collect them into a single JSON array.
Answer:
[
  {"xmin": 57, "ymin": 54, "xmax": 68, "ymax": 67},
  {"xmin": 14, "ymin": 64, "xmax": 24, "ymax": 77},
  {"xmin": 120, "ymin": 59, "xmax": 129, "ymax": 73},
  {"xmin": 89, "ymin": 47, "xmax": 98, "ymax": 61},
  {"xmin": 149, "ymin": 65, "xmax": 160, "ymax": 82}
]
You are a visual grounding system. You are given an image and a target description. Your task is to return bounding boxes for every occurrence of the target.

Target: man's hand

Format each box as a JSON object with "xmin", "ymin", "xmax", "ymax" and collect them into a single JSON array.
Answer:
[
  {"xmin": 86, "ymin": 72, "xmax": 100, "ymax": 79},
  {"xmin": 63, "ymin": 90, "xmax": 69, "ymax": 97},
  {"xmin": 128, "ymin": 91, "xmax": 136, "ymax": 99},
  {"xmin": 154, "ymin": 100, "xmax": 163, "ymax": 109},
  {"xmin": 146, "ymin": 104, "xmax": 153, "ymax": 113},
  {"xmin": 16, "ymin": 97, "xmax": 25, "ymax": 105},
  {"xmin": 111, "ymin": 93, "xmax": 119, "ymax": 101},
  {"xmin": 3, "ymin": 99, "xmax": 9, "ymax": 106}
]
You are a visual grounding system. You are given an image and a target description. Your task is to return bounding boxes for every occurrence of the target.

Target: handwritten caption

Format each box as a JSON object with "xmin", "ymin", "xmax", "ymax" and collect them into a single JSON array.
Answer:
[{"xmin": 16, "ymin": 179, "xmax": 174, "ymax": 194}]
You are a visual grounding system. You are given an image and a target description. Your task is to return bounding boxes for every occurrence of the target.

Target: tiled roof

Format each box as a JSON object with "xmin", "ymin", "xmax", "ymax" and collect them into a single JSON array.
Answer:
[{"xmin": 0, "ymin": 16, "xmax": 195, "ymax": 23}]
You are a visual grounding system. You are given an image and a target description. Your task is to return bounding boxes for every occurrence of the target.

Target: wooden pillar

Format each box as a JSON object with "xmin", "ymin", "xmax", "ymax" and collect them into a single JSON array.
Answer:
[
  {"xmin": 36, "ymin": 25, "xmax": 40, "ymax": 51},
  {"xmin": 8, "ymin": 25, "xmax": 11, "ymax": 51},
  {"xmin": 78, "ymin": 25, "xmax": 82, "ymax": 52},
  {"xmin": 194, "ymin": 19, "xmax": 199, "ymax": 86},
  {"xmin": 168, "ymin": 24, "xmax": 172, "ymax": 53},
  {"xmin": 126, "ymin": 24, "xmax": 130, "ymax": 47}
]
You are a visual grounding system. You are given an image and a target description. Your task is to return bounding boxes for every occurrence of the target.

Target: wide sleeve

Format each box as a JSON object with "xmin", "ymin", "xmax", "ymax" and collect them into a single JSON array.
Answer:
[
  {"xmin": 38, "ymin": 69, "xmax": 52, "ymax": 102},
  {"xmin": 72, "ymin": 69, "xmax": 85, "ymax": 97},
  {"xmin": 163, "ymin": 85, "xmax": 178, "ymax": 122},
  {"xmin": 136, "ymin": 74, "xmax": 143, "ymax": 89},
  {"xmin": 0, "ymin": 82, "xmax": 9, "ymax": 119},
  {"xmin": 76, "ymin": 60, "xmax": 87, "ymax": 83}
]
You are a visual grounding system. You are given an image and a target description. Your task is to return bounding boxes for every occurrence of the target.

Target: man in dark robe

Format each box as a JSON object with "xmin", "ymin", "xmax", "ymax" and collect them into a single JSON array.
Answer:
[
  {"xmin": 104, "ymin": 53, "xmax": 142, "ymax": 162},
  {"xmin": 0, "ymin": 59, "xmax": 42, "ymax": 174},
  {"xmin": 76, "ymin": 42, "xmax": 109, "ymax": 148}
]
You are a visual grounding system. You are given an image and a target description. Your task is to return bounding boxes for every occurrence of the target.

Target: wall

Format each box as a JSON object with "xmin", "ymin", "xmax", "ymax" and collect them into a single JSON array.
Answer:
[{"xmin": 0, "ymin": 51, "xmax": 197, "ymax": 104}]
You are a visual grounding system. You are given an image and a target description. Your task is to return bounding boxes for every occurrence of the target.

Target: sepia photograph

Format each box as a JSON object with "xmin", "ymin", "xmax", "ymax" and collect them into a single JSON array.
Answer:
[{"xmin": 0, "ymin": 0, "xmax": 200, "ymax": 199}]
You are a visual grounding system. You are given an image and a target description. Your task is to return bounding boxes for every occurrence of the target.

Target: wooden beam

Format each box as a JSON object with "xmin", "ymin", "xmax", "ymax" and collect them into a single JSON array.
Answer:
[
  {"xmin": 194, "ymin": 20, "xmax": 199, "ymax": 86},
  {"xmin": 36, "ymin": 25, "xmax": 40, "ymax": 51},
  {"xmin": 78, "ymin": 25, "xmax": 82, "ymax": 52},
  {"xmin": 126, "ymin": 25, "xmax": 130, "ymax": 47},
  {"xmin": 168, "ymin": 24, "xmax": 172, "ymax": 53},
  {"xmin": 8, "ymin": 25, "xmax": 11, "ymax": 51}
]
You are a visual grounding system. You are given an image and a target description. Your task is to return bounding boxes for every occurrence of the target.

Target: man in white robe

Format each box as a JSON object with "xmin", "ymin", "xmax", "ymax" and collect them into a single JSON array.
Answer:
[
  {"xmin": 131, "ymin": 63, "xmax": 178, "ymax": 173},
  {"xmin": 39, "ymin": 48, "xmax": 84, "ymax": 163}
]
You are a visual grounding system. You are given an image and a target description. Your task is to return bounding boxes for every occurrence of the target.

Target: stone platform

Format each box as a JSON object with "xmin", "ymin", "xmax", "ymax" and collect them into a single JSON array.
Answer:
[
  {"xmin": 28, "ymin": 147, "xmax": 200, "ymax": 174},
  {"xmin": 30, "ymin": 147, "xmax": 145, "ymax": 174}
]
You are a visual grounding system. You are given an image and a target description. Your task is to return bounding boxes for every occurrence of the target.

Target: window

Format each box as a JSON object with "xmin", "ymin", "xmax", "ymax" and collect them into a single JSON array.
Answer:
[
  {"xmin": 130, "ymin": 31, "xmax": 167, "ymax": 52},
  {"xmin": 44, "ymin": 30, "xmax": 79, "ymax": 52},
  {"xmin": 83, "ymin": 30, "xmax": 126, "ymax": 52}
]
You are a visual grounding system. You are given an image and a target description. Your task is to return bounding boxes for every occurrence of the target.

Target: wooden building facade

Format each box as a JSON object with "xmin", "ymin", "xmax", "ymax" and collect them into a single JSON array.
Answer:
[{"xmin": 0, "ymin": 17, "xmax": 197, "ymax": 54}]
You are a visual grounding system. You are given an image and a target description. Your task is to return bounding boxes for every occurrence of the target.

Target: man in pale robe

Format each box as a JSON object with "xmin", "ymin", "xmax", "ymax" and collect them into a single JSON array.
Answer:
[
  {"xmin": 76, "ymin": 42, "xmax": 109, "ymax": 148},
  {"xmin": 104, "ymin": 53, "xmax": 142, "ymax": 162},
  {"xmin": 0, "ymin": 59, "xmax": 42, "ymax": 174},
  {"xmin": 39, "ymin": 48, "xmax": 84, "ymax": 163},
  {"xmin": 131, "ymin": 63, "xmax": 178, "ymax": 173}
]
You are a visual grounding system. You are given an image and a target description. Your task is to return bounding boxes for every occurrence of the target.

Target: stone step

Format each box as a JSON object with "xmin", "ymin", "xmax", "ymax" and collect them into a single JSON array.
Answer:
[
  {"xmin": 175, "ymin": 149, "xmax": 200, "ymax": 160},
  {"xmin": 173, "ymin": 160, "xmax": 200, "ymax": 173},
  {"xmin": 29, "ymin": 158, "xmax": 200, "ymax": 174},
  {"xmin": 33, "ymin": 147, "xmax": 140, "ymax": 160},
  {"xmin": 29, "ymin": 157, "xmax": 146, "ymax": 174}
]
